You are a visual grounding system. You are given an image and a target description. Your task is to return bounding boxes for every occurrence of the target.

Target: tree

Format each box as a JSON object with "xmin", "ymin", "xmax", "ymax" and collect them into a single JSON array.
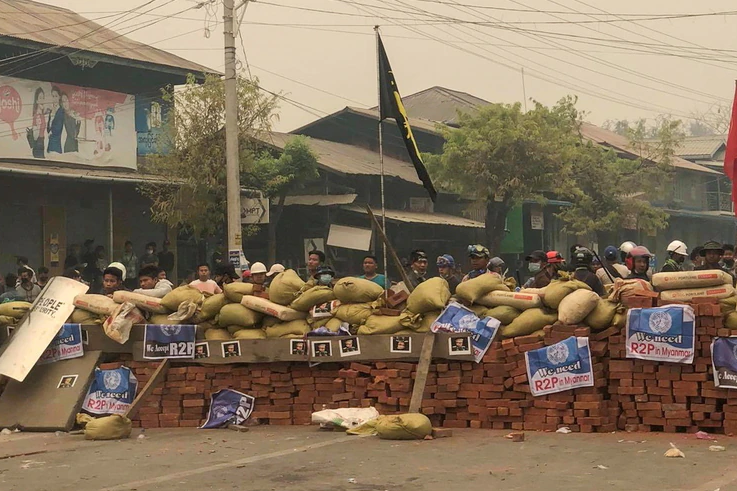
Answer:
[
  {"xmin": 425, "ymin": 97, "xmax": 581, "ymax": 255},
  {"xmin": 244, "ymin": 136, "xmax": 320, "ymax": 264},
  {"xmin": 138, "ymin": 73, "xmax": 278, "ymax": 241}
]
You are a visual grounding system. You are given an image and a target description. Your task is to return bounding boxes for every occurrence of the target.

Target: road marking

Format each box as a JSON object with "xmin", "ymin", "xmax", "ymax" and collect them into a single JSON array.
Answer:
[{"xmin": 100, "ymin": 435, "xmax": 359, "ymax": 491}]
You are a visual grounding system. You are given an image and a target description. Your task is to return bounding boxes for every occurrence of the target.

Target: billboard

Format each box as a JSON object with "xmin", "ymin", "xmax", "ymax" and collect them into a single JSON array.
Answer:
[
  {"xmin": 0, "ymin": 76, "xmax": 136, "ymax": 169},
  {"xmin": 135, "ymin": 96, "xmax": 170, "ymax": 155}
]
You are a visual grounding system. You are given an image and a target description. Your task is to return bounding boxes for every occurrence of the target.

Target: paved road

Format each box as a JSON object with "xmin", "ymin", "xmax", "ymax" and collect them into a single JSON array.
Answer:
[{"xmin": 1, "ymin": 426, "xmax": 736, "ymax": 491}]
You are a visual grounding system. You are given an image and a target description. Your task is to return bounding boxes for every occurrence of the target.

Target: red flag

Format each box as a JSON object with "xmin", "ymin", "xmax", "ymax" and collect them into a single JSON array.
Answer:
[{"xmin": 725, "ymin": 81, "xmax": 737, "ymax": 214}]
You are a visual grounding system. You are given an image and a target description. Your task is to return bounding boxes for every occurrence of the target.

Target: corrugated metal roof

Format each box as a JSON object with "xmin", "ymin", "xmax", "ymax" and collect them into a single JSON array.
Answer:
[
  {"xmin": 388, "ymin": 86, "xmax": 490, "ymax": 126},
  {"xmin": 580, "ymin": 122, "xmax": 721, "ymax": 175},
  {"xmin": 346, "ymin": 106, "xmax": 441, "ymax": 134},
  {"xmin": 342, "ymin": 205, "xmax": 484, "ymax": 229},
  {"xmin": 0, "ymin": 0, "xmax": 213, "ymax": 74},
  {"xmin": 0, "ymin": 160, "xmax": 169, "ymax": 183},
  {"xmin": 675, "ymin": 136, "xmax": 726, "ymax": 160},
  {"xmin": 284, "ymin": 194, "xmax": 358, "ymax": 206},
  {"xmin": 256, "ymin": 132, "xmax": 422, "ymax": 185}
]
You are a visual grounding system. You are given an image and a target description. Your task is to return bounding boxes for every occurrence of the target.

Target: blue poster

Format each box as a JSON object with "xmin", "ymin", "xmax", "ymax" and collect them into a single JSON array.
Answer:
[
  {"xmin": 471, "ymin": 317, "xmax": 500, "ymax": 363},
  {"xmin": 135, "ymin": 97, "xmax": 169, "ymax": 155},
  {"xmin": 82, "ymin": 367, "xmax": 139, "ymax": 415},
  {"xmin": 143, "ymin": 324, "xmax": 196, "ymax": 360},
  {"xmin": 525, "ymin": 336, "xmax": 594, "ymax": 396},
  {"xmin": 37, "ymin": 323, "xmax": 83, "ymax": 365},
  {"xmin": 712, "ymin": 337, "xmax": 737, "ymax": 389},
  {"xmin": 431, "ymin": 301, "xmax": 480, "ymax": 333},
  {"xmin": 201, "ymin": 389, "xmax": 256, "ymax": 429},
  {"xmin": 626, "ymin": 305, "xmax": 695, "ymax": 364}
]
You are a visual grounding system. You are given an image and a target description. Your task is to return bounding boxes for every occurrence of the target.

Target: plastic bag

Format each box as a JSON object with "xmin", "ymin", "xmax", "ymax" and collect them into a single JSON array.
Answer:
[
  {"xmin": 103, "ymin": 302, "xmax": 144, "ymax": 344},
  {"xmin": 167, "ymin": 300, "xmax": 198, "ymax": 322},
  {"xmin": 311, "ymin": 407, "xmax": 380, "ymax": 429}
]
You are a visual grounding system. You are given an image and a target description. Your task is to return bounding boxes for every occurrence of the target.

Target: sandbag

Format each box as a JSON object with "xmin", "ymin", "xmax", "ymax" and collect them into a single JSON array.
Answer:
[
  {"xmin": 456, "ymin": 274, "xmax": 509, "ymax": 304},
  {"xmin": 262, "ymin": 316, "xmax": 280, "ymax": 328},
  {"xmin": 160, "ymin": 285, "xmax": 204, "ymax": 311},
  {"xmin": 195, "ymin": 293, "xmax": 228, "ymax": 322},
  {"xmin": 233, "ymin": 328, "xmax": 267, "ymax": 340},
  {"xmin": 73, "ymin": 295, "xmax": 117, "ymax": 315},
  {"xmin": 223, "ymin": 282, "xmax": 255, "ymax": 303},
  {"xmin": 0, "ymin": 315, "xmax": 16, "ymax": 325},
  {"xmin": 268, "ymin": 269, "xmax": 305, "ymax": 305},
  {"xmin": 103, "ymin": 302, "xmax": 144, "ymax": 344},
  {"xmin": 290, "ymin": 286, "xmax": 337, "ymax": 312},
  {"xmin": 478, "ymin": 290, "xmax": 542, "ymax": 310},
  {"xmin": 205, "ymin": 328, "xmax": 232, "ymax": 340},
  {"xmin": 416, "ymin": 310, "xmax": 441, "ymax": 333},
  {"xmin": 113, "ymin": 290, "xmax": 168, "ymax": 314},
  {"xmin": 324, "ymin": 317, "xmax": 346, "ymax": 332},
  {"xmin": 148, "ymin": 313, "xmax": 180, "ymax": 325},
  {"xmin": 348, "ymin": 414, "xmax": 432, "ymax": 440},
  {"xmin": 558, "ymin": 289, "xmax": 600, "ymax": 325},
  {"xmin": 265, "ymin": 319, "xmax": 310, "ymax": 338},
  {"xmin": 485, "ymin": 305, "xmax": 521, "ymax": 325},
  {"xmin": 720, "ymin": 296, "xmax": 737, "ymax": 315},
  {"xmin": 406, "ymin": 277, "xmax": 451, "ymax": 314},
  {"xmin": 196, "ymin": 322, "xmax": 215, "ymax": 340},
  {"xmin": 69, "ymin": 308, "xmax": 103, "ymax": 325},
  {"xmin": 167, "ymin": 300, "xmax": 197, "ymax": 322},
  {"xmin": 500, "ymin": 308, "xmax": 558, "ymax": 338},
  {"xmin": 399, "ymin": 310, "xmax": 423, "ymax": 330},
  {"xmin": 609, "ymin": 278, "xmax": 654, "ymax": 302},
  {"xmin": 652, "ymin": 270, "xmax": 733, "ymax": 291},
  {"xmin": 659, "ymin": 284, "xmax": 735, "ymax": 302},
  {"xmin": 241, "ymin": 295, "xmax": 306, "ymax": 321},
  {"xmin": 612, "ymin": 312, "xmax": 626, "ymax": 329},
  {"xmin": 585, "ymin": 299, "xmax": 621, "ymax": 331},
  {"xmin": 468, "ymin": 304, "xmax": 488, "ymax": 318},
  {"xmin": 726, "ymin": 312, "xmax": 737, "ymax": 330},
  {"xmin": 358, "ymin": 314, "xmax": 404, "ymax": 335},
  {"xmin": 218, "ymin": 303, "xmax": 263, "ymax": 328},
  {"xmin": 543, "ymin": 279, "xmax": 590, "ymax": 310},
  {"xmin": 334, "ymin": 303, "xmax": 375, "ymax": 325},
  {"xmin": 84, "ymin": 415, "xmax": 132, "ymax": 440},
  {"xmin": 333, "ymin": 277, "xmax": 384, "ymax": 304},
  {"xmin": 307, "ymin": 316, "xmax": 332, "ymax": 329}
]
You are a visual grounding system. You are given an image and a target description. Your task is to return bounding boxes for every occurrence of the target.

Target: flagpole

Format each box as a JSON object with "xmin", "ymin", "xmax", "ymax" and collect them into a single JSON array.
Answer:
[{"xmin": 375, "ymin": 25, "xmax": 389, "ymax": 289}]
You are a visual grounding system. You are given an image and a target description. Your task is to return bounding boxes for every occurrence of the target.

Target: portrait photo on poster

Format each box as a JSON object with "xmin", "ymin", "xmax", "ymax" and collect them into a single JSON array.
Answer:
[
  {"xmin": 195, "ymin": 342, "xmax": 210, "ymax": 359},
  {"xmin": 391, "ymin": 335, "xmax": 412, "ymax": 353},
  {"xmin": 57, "ymin": 374, "xmax": 78, "ymax": 389},
  {"xmin": 290, "ymin": 339, "xmax": 308, "ymax": 356},
  {"xmin": 449, "ymin": 336, "xmax": 472, "ymax": 355},
  {"xmin": 312, "ymin": 340, "xmax": 332, "ymax": 357},
  {"xmin": 339, "ymin": 337, "xmax": 361, "ymax": 357},
  {"xmin": 222, "ymin": 341, "xmax": 241, "ymax": 358}
]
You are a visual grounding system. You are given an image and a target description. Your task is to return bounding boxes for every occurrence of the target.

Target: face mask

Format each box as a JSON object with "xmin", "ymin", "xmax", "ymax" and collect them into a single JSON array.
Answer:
[
  {"xmin": 318, "ymin": 274, "xmax": 332, "ymax": 285},
  {"xmin": 529, "ymin": 263, "xmax": 541, "ymax": 274},
  {"xmin": 147, "ymin": 249, "xmax": 153, "ymax": 254}
]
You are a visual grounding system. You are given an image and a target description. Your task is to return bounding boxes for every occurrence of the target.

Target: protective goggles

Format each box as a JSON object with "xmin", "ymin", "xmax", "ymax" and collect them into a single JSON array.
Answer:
[{"xmin": 467, "ymin": 244, "xmax": 490, "ymax": 257}]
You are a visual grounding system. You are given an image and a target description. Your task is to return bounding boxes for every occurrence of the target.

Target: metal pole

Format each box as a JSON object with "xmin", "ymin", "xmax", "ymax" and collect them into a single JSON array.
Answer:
[
  {"xmin": 375, "ymin": 26, "xmax": 389, "ymax": 288},
  {"xmin": 224, "ymin": 0, "xmax": 242, "ymax": 273},
  {"xmin": 521, "ymin": 68, "xmax": 528, "ymax": 112},
  {"xmin": 108, "ymin": 186, "xmax": 113, "ymax": 265}
]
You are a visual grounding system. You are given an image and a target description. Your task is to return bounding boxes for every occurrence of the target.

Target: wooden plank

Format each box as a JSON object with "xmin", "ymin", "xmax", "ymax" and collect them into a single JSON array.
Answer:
[
  {"xmin": 124, "ymin": 359, "xmax": 169, "ymax": 420},
  {"xmin": 409, "ymin": 332, "xmax": 436, "ymax": 414},
  {"xmin": 366, "ymin": 205, "xmax": 414, "ymax": 292}
]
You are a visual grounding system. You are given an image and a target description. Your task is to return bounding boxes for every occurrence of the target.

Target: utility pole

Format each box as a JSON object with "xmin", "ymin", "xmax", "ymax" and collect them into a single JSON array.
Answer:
[{"xmin": 223, "ymin": 0, "xmax": 242, "ymax": 272}]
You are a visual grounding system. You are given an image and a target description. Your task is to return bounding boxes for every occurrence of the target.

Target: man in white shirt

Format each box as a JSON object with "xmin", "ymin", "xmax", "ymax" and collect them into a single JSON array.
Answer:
[
  {"xmin": 133, "ymin": 266, "xmax": 173, "ymax": 298},
  {"xmin": 189, "ymin": 263, "xmax": 222, "ymax": 294}
]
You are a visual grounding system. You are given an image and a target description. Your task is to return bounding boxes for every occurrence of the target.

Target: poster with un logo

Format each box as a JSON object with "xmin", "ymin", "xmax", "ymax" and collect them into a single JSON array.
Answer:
[
  {"xmin": 82, "ymin": 367, "xmax": 138, "ymax": 415},
  {"xmin": 625, "ymin": 305, "xmax": 694, "ymax": 364},
  {"xmin": 143, "ymin": 324, "xmax": 196, "ymax": 360},
  {"xmin": 525, "ymin": 336, "xmax": 594, "ymax": 396}
]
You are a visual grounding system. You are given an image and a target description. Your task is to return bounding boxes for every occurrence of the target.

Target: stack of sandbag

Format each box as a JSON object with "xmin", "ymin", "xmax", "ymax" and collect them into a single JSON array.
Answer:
[
  {"xmin": 218, "ymin": 303, "xmax": 265, "ymax": 339},
  {"xmin": 653, "ymin": 270, "xmax": 735, "ymax": 302},
  {"xmin": 393, "ymin": 277, "xmax": 451, "ymax": 333},
  {"xmin": 332, "ymin": 277, "xmax": 385, "ymax": 333},
  {"xmin": 455, "ymin": 274, "xmax": 510, "ymax": 304}
]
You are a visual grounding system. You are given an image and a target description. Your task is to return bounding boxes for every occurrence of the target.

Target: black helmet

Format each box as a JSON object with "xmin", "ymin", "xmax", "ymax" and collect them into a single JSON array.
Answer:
[
  {"xmin": 488, "ymin": 257, "xmax": 505, "ymax": 270},
  {"xmin": 313, "ymin": 266, "xmax": 336, "ymax": 279},
  {"xmin": 572, "ymin": 247, "xmax": 594, "ymax": 267}
]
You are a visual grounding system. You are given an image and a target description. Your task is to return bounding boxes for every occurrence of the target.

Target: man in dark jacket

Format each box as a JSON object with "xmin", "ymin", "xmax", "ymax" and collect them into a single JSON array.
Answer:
[
  {"xmin": 661, "ymin": 240, "xmax": 688, "ymax": 273},
  {"xmin": 695, "ymin": 241, "xmax": 726, "ymax": 271},
  {"xmin": 407, "ymin": 249, "xmax": 428, "ymax": 289},
  {"xmin": 436, "ymin": 254, "xmax": 461, "ymax": 294},
  {"xmin": 571, "ymin": 247, "xmax": 605, "ymax": 296},
  {"xmin": 523, "ymin": 250, "xmax": 556, "ymax": 289}
]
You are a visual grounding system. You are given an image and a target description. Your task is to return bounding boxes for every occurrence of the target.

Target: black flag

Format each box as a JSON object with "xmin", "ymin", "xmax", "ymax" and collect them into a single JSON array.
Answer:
[{"xmin": 377, "ymin": 34, "xmax": 437, "ymax": 202}]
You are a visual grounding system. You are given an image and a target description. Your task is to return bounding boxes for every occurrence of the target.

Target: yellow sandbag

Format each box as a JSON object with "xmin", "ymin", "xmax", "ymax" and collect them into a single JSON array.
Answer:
[
  {"xmin": 500, "ymin": 308, "xmax": 558, "ymax": 338},
  {"xmin": 485, "ymin": 305, "xmax": 521, "ymax": 325},
  {"xmin": 406, "ymin": 277, "xmax": 451, "ymax": 314},
  {"xmin": 69, "ymin": 308, "xmax": 103, "ymax": 325},
  {"xmin": 416, "ymin": 310, "xmax": 441, "ymax": 333},
  {"xmin": 233, "ymin": 328, "xmax": 267, "ymax": 339},
  {"xmin": 84, "ymin": 415, "xmax": 132, "ymax": 440},
  {"xmin": 223, "ymin": 282, "xmax": 255, "ymax": 303},
  {"xmin": 196, "ymin": 293, "xmax": 228, "ymax": 321},
  {"xmin": 726, "ymin": 312, "xmax": 737, "ymax": 330},
  {"xmin": 149, "ymin": 313, "xmax": 180, "ymax": 325},
  {"xmin": 333, "ymin": 277, "xmax": 384, "ymax": 304},
  {"xmin": 268, "ymin": 269, "xmax": 305, "ymax": 305},
  {"xmin": 290, "ymin": 286, "xmax": 337, "ymax": 312},
  {"xmin": 543, "ymin": 279, "xmax": 591, "ymax": 310},
  {"xmin": 400, "ymin": 310, "xmax": 423, "ymax": 330},
  {"xmin": 720, "ymin": 296, "xmax": 737, "ymax": 314},
  {"xmin": 0, "ymin": 315, "xmax": 16, "ymax": 325},
  {"xmin": 266, "ymin": 319, "xmax": 310, "ymax": 338},
  {"xmin": 660, "ymin": 284, "xmax": 735, "ymax": 302},
  {"xmin": 468, "ymin": 304, "xmax": 488, "ymax": 317},
  {"xmin": 205, "ymin": 328, "xmax": 232, "ymax": 340},
  {"xmin": 218, "ymin": 303, "xmax": 263, "ymax": 328},
  {"xmin": 307, "ymin": 316, "xmax": 332, "ymax": 328},
  {"xmin": 558, "ymin": 289, "xmax": 600, "ymax": 325},
  {"xmin": 478, "ymin": 290, "xmax": 542, "ymax": 310},
  {"xmin": 358, "ymin": 314, "xmax": 404, "ymax": 335},
  {"xmin": 456, "ymin": 274, "xmax": 509, "ymax": 304},
  {"xmin": 609, "ymin": 278, "xmax": 654, "ymax": 302},
  {"xmin": 262, "ymin": 316, "xmax": 280, "ymax": 328},
  {"xmin": 652, "ymin": 270, "xmax": 733, "ymax": 291},
  {"xmin": 334, "ymin": 303, "xmax": 375, "ymax": 325},
  {"xmin": 113, "ymin": 290, "xmax": 168, "ymax": 314},
  {"xmin": 324, "ymin": 317, "xmax": 345, "ymax": 332},
  {"xmin": 348, "ymin": 414, "xmax": 432, "ymax": 440},
  {"xmin": 612, "ymin": 312, "xmax": 626, "ymax": 329},
  {"xmin": 160, "ymin": 285, "xmax": 204, "ymax": 311},
  {"xmin": 241, "ymin": 295, "xmax": 307, "ymax": 321},
  {"xmin": 0, "ymin": 301, "xmax": 31, "ymax": 319},
  {"xmin": 585, "ymin": 299, "xmax": 621, "ymax": 331},
  {"xmin": 76, "ymin": 413, "xmax": 94, "ymax": 428},
  {"xmin": 196, "ymin": 322, "xmax": 215, "ymax": 340},
  {"xmin": 73, "ymin": 295, "xmax": 117, "ymax": 315}
]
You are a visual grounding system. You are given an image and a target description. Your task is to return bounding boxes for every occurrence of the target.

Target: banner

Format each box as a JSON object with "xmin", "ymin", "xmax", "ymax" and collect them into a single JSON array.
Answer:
[
  {"xmin": 625, "ymin": 305, "xmax": 695, "ymax": 364},
  {"xmin": 712, "ymin": 337, "xmax": 737, "ymax": 389},
  {"xmin": 525, "ymin": 336, "xmax": 594, "ymax": 396},
  {"xmin": 135, "ymin": 96, "xmax": 169, "ymax": 155},
  {"xmin": 82, "ymin": 366, "xmax": 138, "ymax": 415},
  {"xmin": 201, "ymin": 389, "xmax": 255, "ymax": 428},
  {"xmin": 471, "ymin": 317, "xmax": 500, "ymax": 363},
  {"xmin": 0, "ymin": 75, "xmax": 136, "ymax": 168},
  {"xmin": 37, "ymin": 323, "xmax": 83, "ymax": 365},
  {"xmin": 431, "ymin": 302, "xmax": 481, "ymax": 333},
  {"xmin": 143, "ymin": 325, "xmax": 196, "ymax": 360}
]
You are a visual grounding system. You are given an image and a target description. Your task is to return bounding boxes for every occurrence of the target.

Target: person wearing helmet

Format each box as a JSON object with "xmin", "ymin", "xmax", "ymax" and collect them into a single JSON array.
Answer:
[
  {"xmin": 436, "ymin": 255, "xmax": 461, "ymax": 294},
  {"xmin": 695, "ymin": 241, "xmax": 727, "ymax": 272},
  {"xmin": 407, "ymin": 249, "xmax": 428, "ymax": 288},
  {"xmin": 626, "ymin": 246, "xmax": 652, "ymax": 282},
  {"xmin": 488, "ymin": 256, "xmax": 506, "ymax": 276},
  {"xmin": 523, "ymin": 250, "xmax": 556, "ymax": 289},
  {"xmin": 461, "ymin": 244, "xmax": 491, "ymax": 282},
  {"xmin": 619, "ymin": 241, "xmax": 637, "ymax": 263},
  {"xmin": 314, "ymin": 265, "xmax": 337, "ymax": 287},
  {"xmin": 571, "ymin": 247, "xmax": 605, "ymax": 296},
  {"xmin": 661, "ymin": 241, "xmax": 688, "ymax": 273},
  {"xmin": 597, "ymin": 245, "xmax": 630, "ymax": 286}
]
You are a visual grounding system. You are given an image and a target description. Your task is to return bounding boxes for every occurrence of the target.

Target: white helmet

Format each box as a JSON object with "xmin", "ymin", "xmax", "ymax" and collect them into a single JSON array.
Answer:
[
  {"xmin": 619, "ymin": 241, "xmax": 636, "ymax": 254},
  {"xmin": 666, "ymin": 240, "xmax": 688, "ymax": 256},
  {"xmin": 107, "ymin": 261, "xmax": 127, "ymax": 281}
]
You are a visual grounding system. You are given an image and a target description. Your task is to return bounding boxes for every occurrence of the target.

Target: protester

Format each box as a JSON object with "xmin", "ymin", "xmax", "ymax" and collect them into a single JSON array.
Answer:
[
  {"xmin": 157, "ymin": 269, "xmax": 168, "ymax": 281},
  {"xmin": 64, "ymin": 243, "xmax": 82, "ymax": 270},
  {"xmin": 14, "ymin": 256, "xmax": 36, "ymax": 286},
  {"xmin": 0, "ymin": 274, "xmax": 19, "ymax": 301},
  {"xmin": 406, "ymin": 249, "xmax": 428, "ymax": 288},
  {"xmin": 211, "ymin": 250, "xmax": 224, "ymax": 271},
  {"xmin": 661, "ymin": 241, "xmax": 688, "ymax": 273},
  {"xmin": 488, "ymin": 257, "xmax": 505, "ymax": 277},
  {"xmin": 597, "ymin": 245, "xmax": 630, "ymax": 286},
  {"xmin": 436, "ymin": 254, "xmax": 461, "ymax": 294},
  {"xmin": 190, "ymin": 263, "xmax": 222, "ymax": 294},
  {"xmin": 722, "ymin": 244, "xmax": 735, "ymax": 273},
  {"xmin": 249, "ymin": 262, "xmax": 268, "ymax": 287},
  {"xmin": 215, "ymin": 263, "xmax": 239, "ymax": 288},
  {"xmin": 359, "ymin": 255, "xmax": 386, "ymax": 289},
  {"xmin": 36, "ymin": 266, "xmax": 49, "ymax": 288},
  {"xmin": 140, "ymin": 242, "xmax": 159, "ymax": 268},
  {"xmin": 158, "ymin": 239, "xmax": 175, "ymax": 279},
  {"xmin": 120, "ymin": 240, "xmax": 138, "ymax": 290},
  {"xmin": 81, "ymin": 239, "xmax": 97, "ymax": 283},
  {"xmin": 62, "ymin": 268, "xmax": 82, "ymax": 281},
  {"xmin": 627, "ymin": 246, "xmax": 653, "ymax": 282},
  {"xmin": 133, "ymin": 266, "xmax": 173, "ymax": 298},
  {"xmin": 689, "ymin": 246, "xmax": 704, "ymax": 270},
  {"xmin": 305, "ymin": 250, "xmax": 325, "ymax": 281},
  {"xmin": 523, "ymin": 250, "xmax": 555, "ymax": 289},
  {"xmin": 265, "ymin": 264, "xmax": 285, "ymax": 287},
  {"xmin": 571, "ymin": 247, "xmax": 605, "ymax": 296},
  {"xmin": 619, "ymin": 241, "xmax": 637, "ymax": 263},
  {"xmin": 462, "ymin": 245, "xmax": 491, "ymax": 282},
  {"xmin": 100, "ymin": 266, "xmax": 126, "ymax": 297},
  {"xmin": 314, "ymin": 265, "xmax": 337, "ymax": 287},
  {"xmin": 696, "ymin": 241, "xmax": 728, "ymax": 272}
]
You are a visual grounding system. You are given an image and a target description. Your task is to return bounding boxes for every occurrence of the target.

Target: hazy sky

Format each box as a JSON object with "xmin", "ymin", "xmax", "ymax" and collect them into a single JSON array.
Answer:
[{"xmin": 44, "ymin": 0, "xmax": 737, "ymax": 132}]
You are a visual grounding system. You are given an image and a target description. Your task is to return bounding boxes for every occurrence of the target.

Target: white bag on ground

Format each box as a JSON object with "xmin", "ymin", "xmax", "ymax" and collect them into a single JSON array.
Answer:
[
  {"xmin": 558, "ymin": 289, "xmax": 600, "ymax": 325},
  {"xmin": 311, "ymin": 407, "xmax": 380, "ymax": 429},
  {"xmin": 113, "ymin": 290, "xmax": 168, "ymax": 314},
  {"xmin": 74, "ymin": 294, "xmax": 118, "ymax": 315}
]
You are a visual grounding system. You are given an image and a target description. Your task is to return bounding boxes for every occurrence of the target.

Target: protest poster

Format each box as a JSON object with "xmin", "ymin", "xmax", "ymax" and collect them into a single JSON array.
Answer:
[
  {"xmin": 82, "ymin": 367, "xmax": 138, "ymax": 415},
  {"xmin": 143, "ymin": 324, "xmax": 196, "ymax": 360},
  {"xmin": 201, "ymin": 389, "xmax": 256, "ymax": 428},
  {"xmin": 470, "ymin": 317, "xmax": 500, "ymax": 363},
  {"xmin": 37, "ymin": 323, "xmax": 84, "ymax": 365},
  {"xmin": 525, "ymin": 336, "xmax": 594, "ymax": 397},
  {"xmin": 625, "ymin": 305, "xmax": 695, "ymax": 364},
  {"xmin": 431, "ymin": 302, "xmax": 480, "ymax": 333},
  {"xmin": 711, "ymin": 337, "xmax": 737, "ymax": 389}
]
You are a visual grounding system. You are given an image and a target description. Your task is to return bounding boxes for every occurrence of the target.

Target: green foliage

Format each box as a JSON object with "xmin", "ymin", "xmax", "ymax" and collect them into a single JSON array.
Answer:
[{"xmin": 246, "ymin": 135, "xmax": 320, "ymax": 200}]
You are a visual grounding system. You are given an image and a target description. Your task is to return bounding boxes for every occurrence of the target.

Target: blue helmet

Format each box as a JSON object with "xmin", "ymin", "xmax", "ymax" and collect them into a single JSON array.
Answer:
[
  {"xmin": 436, "ymin": 254, "xmax": 455, "ymax": 268},
  {"xmin": 604, "ymin": 245, "xmax": 618, "ymax": 262}
]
